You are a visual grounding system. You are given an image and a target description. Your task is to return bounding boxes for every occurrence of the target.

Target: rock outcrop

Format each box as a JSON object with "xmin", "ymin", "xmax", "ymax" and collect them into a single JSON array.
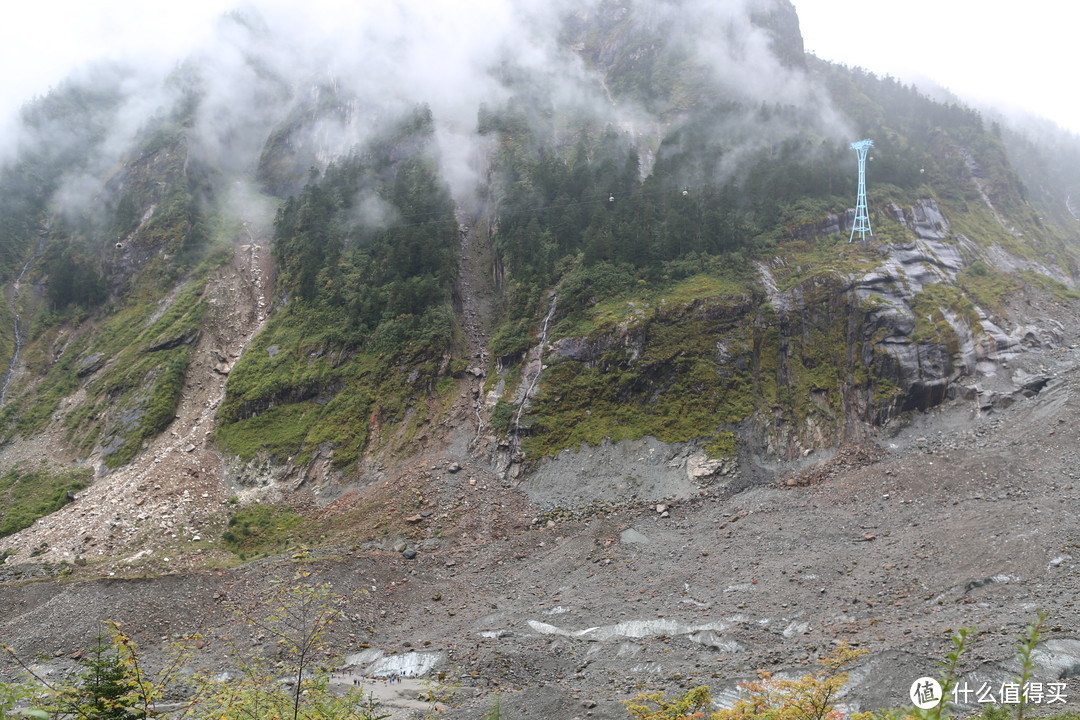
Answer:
[{"xmin": 535, "ymin": 198, "xmax": 1073, "ymax": 476}]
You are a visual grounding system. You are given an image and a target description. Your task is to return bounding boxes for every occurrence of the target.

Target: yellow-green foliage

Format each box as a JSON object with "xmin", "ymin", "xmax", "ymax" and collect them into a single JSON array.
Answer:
[
  {"xmin": 937, "ymin": 198, "xmax": 1016, "ymax": 251},
  {"xmin": 715, "ymin": 644, "xmax": 870, "ymax": 720},
  {"xmin": 0, "ymin": 677, "xmax": 39, "ymax": 719},
  {"xmin": 554, "ymin": 271, "xmax": 752, "ymax": 339},
  {"xmin": 622, "ymin": 617, "xmax": 1070, "ymax": 720},
  {"xmin": 491, "ymin": 317, "xmax": 534, "ymax": 360},
  {"xmin": 777, "ymin": 197, "xmax": 843, "ymax": 232},
  {"xmin": 523, "ymin": 265, "xmax": 869, "ymax": 459},
  {"xmin": 3, "ymin": 596, "xmax": 386, "ymax": 720},
  {"xmin": 771, "ymin": 235, "xmax": 880, "ymax": 292},
  {"xmin": 60, "ymin": 280, "xmax": 207, "ymax": 468},
  {"xmin": 704, "ymin": 431, "xmax": 737, "ymax": 458},
  {"xmin": 625, "ymin": 686, "xmax": 715, "ymax": 720},
  {"xmin": 865, "ymin": 207, "xmax": 917, "ymax": 246},
  {"xmin": 625, "ymin": 644, "xmax": 868, "ymax": 720},
  {"xmin": 939, "ymin": 188, "xmax": 1078, "ymax": 267},
  {"xmin": 784, "ymin": 301, "xmax": 850, "ymax": 426},
  {"xmin": 2, "ymin": 247, "xmax": 228, "ymax": 468},
  {"xmin": 216, "ymin": 404, "xmax": 325, "ymax": 465},
  {"xmin": 0, "ymin": 332, "xmax": 88, "ymax": 439},
  {"xmin": 1017, "ymin": 270, "xmax": 1080, "ymax": 302}
]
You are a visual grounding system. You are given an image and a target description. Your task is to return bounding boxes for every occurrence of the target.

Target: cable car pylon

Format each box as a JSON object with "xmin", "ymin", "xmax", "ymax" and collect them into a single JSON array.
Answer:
[{"xmin": 849, "ymin": 139, "xmax": 873, "ymax": 243}]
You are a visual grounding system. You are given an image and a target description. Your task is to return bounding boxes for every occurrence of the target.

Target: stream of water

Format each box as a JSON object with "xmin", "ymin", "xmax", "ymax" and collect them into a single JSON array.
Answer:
[
  {"xmin": 513, "ymin": 293, "xmax": 557, "ymax": 436},
  {"xmin": 0, "ymin": 231, "xmax": 48, "ymax": 406}
]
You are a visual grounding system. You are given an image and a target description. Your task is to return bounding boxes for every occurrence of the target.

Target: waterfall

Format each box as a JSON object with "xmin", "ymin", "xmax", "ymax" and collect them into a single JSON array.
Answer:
[
  {"xmin": 513, "ymin": 294, "xmax": 557, "ymax": 436},
  {"xmin": 1, "ymin": 231, "xmax": 48, "ymax": 406}
]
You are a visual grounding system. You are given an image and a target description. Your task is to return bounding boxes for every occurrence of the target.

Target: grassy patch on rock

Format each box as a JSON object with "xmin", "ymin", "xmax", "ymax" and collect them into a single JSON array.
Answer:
[
  {"xmin": 221, "ymin": 504, "xmax": 308, "ymax": 558},
  {"xmin": 215, "ymin": 300, "xmax": 451, "ymax": 469},
  {"xmin": 1017, "ymin": 269, "xmax": 1080, "ymax": 302},
  {"xmin": 524, "ymin": 301, "xmax": 760, "ymax": 458},
  {"xmin": 58, "ymin": 280, "xmax": 207, "ymax": 468},
  {"xmin": 911, "ymin": 282, "xmax": 981, "ymax": 351},
  {"xmin": 0, "ymin": 464, "xmax": 92, "ymax": 539},
  {"xmin": 957, "ymin": 261, "xmax": 1022, "ymax": 313},
  {"xmin": 771, "ymin": 233, "xmax": 881, "ymax": 292}
]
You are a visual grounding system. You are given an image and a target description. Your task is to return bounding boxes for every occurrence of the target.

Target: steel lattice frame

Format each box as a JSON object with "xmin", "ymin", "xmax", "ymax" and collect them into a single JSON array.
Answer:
[{"xmin": 849, "ymin": 139, "xmax": 873, "ymax": 243}]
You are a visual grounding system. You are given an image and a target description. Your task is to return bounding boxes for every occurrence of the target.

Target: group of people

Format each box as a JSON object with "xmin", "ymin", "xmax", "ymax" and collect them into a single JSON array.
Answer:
[{"xmin": 332, "ymin": 670, "xmax": 416, "ymax": 686}]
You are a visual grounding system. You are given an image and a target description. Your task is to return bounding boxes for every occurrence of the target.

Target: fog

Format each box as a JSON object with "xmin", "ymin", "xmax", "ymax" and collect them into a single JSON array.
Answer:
[{"xmin": 1, "ymin": 0, "xmax": 847, "ymax": 225}]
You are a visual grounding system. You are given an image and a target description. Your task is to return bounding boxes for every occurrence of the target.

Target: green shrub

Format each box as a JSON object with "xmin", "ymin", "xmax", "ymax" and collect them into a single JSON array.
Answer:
[{"xmin": 222, "ymin": 504, "xmax": 306, "ymax": 556}]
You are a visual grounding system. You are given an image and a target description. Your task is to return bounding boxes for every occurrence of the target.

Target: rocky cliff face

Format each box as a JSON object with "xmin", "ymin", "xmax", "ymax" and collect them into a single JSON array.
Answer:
[
  {"xmin": 749, "ymin": 0, "xmax": 805, "ymax": 68},
  {"xmin": 514, "ymin": 195, "xmax": 1074, "ymax": 502}
]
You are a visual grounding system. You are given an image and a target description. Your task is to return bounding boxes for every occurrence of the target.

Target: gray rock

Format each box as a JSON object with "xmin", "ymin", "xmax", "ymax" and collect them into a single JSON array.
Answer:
[
  {"xmin": 75, "ymin": 353, "xmax": 106, "ymax": 378},
  {"xmin": 686, "ymin": 454, "xmax": 735, "ymax": 480},
  {"xmin": 147, "ymin": 330, "xmax": 199, "ymax": 352},
  {"xmin": 1033, "ymin": 639, "xmax": 1080, "ymax": 679},
  {"xmin": 888, "ymin": 198, "xmax": 951, "ymax": 241},
  {"xmin": 524, "ymin": 437, "xmax": 711, "ymax": 507}
]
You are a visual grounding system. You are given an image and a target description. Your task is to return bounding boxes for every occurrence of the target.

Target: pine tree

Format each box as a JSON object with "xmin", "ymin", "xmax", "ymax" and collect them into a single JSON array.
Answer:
[{"xmin": 58, "ymin": 638, "xmax": 146, "ymax": 720}]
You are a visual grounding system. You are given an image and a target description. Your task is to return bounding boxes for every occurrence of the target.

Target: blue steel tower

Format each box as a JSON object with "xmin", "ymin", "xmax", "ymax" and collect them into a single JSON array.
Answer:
[{"xmin": 849, "ymin": 139, "xmax": 873, "ymax": 243}]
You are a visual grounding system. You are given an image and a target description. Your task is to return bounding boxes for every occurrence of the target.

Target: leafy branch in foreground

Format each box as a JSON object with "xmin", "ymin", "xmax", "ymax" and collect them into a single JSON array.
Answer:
[
  {"xmin": 1013, "ymin": 610, "xmax": 1048, "ymax": 720},
  {"xmin": 716, "ymin": 642, "xmax": 870, "ymax": 720},
  {"xmin": 914, "ymin": 626, "xmax": 975, "ymax": 720},
  {"xmin": 201, "ymin": 571, "xmax": 385, "ymax": 720},
  {"xmin": 1, "ymin": 574, "xmax": 385, "ymax": 720},
  {"xmin": 623, "ymin": 614, "xmax": 1062, "ymax": 720},
  {"xmin": 0, "ymin": 676, "xmax": 42, "ymax": 720},
  {"xmin": 625, "ymin": 643, "xmax": 868, "ymax": 720},
  {"xmin": 4, "ymin": 621, "xmax": 197, "ymax": 720}
]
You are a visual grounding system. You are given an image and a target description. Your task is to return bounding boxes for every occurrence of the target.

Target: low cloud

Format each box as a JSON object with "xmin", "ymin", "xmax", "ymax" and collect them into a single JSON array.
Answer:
[{"xmin": 4, "ymin": 0, "xmax": 845, "ymax": 222}]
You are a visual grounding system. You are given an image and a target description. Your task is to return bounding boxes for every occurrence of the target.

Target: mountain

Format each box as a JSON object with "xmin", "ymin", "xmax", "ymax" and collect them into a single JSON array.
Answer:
[{"xmin": 1, "ymin": 1, "xmax": 1078, "ymax": 716}]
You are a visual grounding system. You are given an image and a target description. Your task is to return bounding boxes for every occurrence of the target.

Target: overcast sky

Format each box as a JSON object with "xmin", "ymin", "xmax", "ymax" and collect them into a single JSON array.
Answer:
[
  {"xmin": 795, "ymin": 0, "xmax": 1080, "ymax": 134},
  {"xmin": 1, "ymin": 0, "xmax": 1077, "ymax": 135}
]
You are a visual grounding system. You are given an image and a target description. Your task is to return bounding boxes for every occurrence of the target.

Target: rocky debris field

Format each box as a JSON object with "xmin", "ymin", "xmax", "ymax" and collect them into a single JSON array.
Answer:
[
  {"xmin": 1, "ymin": 281, "xmax": 1079, "ymax": 718},
  {"xmin": 3, "ymin": 328, "xmax": 1080, "ymax": 718},
  {"xmin": 0, "ymin": 240, "xmax": 274, "ymax": 571}
]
